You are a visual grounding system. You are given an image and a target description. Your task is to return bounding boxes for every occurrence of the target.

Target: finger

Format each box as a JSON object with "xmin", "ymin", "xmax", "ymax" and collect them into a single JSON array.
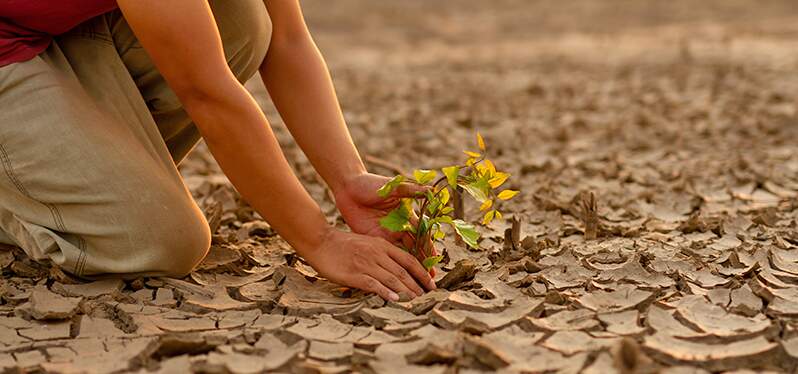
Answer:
[
  {"xmin": 391, "ymin": 182, "xmax": 430, "ymax": 198},
  {"xmin": 369, "ymin": 265, "xmax": 417, "ymax": 299},
  {"xmin": 387, "ymin": 246, "xmax": 436, "ymax": 291},
  {"xmin": 377, "ymin": 256, "xmax": 424, "ymax": 296},
  {"xmin": 353, "ymin": 275, "xmax": 399, "ymax": 302}
]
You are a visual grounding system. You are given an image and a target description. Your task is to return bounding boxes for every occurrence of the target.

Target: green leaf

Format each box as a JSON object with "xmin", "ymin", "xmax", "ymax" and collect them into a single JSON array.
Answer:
[
  {"xmin": 379, "ymin": 203, "xmax": 412, "ymax": 232},
  {"xmin": 497, "ymin": 189, "xmax": 520, "ymax": 200},
  {"xmin": 440, "ymin": 206, "xmax": 455, "ymax": 215},
  {"xmin": 442, "ymin": 166, "xmax": 460, "ymax": 187},
  {"xmin": 377, "ymin": 175, "xmax": 405, "ymax": 198},
  {"xmin": 427, "ymin": 199, "xmax": 441, "ymax": 216},
  {"xmin": 453, "ymin": 219, "xmax": 480, "ymax": 249},
  {"xmin": 413, "ymin": 169, "xmax": 438, "ymax": 185},
  {"xmin": 461, "ymin": 177, "xmax": 491, "ymax": 202},
  {"xmin": 425, "ymin": 190, "xmax": 437, "ymax": 201},
  {"xmin": 418, "ymin": 216, "xmax": 431, "ymax": 236},
  {"xmin": 424, "ymin": 190, "xmax": 441, "ymax": 216},
  {"xmin": 422, "ymin": 255, "xmax": 444, "ymax": 270},
  {"xmin": 435, "ymin": 215, "xmax": 454, "ymax": 225}
]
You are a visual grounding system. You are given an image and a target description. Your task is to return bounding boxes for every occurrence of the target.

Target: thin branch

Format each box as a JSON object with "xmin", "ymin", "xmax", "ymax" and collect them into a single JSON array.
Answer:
[{"xmin": 364, "ymin": 154, "xmax": 410, "ymax": 178}]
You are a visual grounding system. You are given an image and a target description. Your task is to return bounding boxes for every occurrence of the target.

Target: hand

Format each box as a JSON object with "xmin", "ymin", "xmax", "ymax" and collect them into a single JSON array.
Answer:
[
  {"xmin": 303, "ymin": 228, "xmax": 436, "ymax": 301},
  {"xmin": 334, "ymin": 172, "xmax": 437, "ymax": 273}
]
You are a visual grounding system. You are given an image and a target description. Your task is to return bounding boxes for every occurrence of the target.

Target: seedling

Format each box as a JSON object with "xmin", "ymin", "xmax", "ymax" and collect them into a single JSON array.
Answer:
[{"xmin": 376, "ymin": 132, "xmax": 519, "ymax": 270}]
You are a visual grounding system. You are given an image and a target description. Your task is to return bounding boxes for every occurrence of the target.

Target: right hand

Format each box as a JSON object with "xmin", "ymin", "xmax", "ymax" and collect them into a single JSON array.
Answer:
[
  {"xmin": 302, "ymin": 228, "xmax": 437, "ymax": 301},
  {"xmin": 333, "ymin": 172, "xmax": 438, "ymax": 276}
]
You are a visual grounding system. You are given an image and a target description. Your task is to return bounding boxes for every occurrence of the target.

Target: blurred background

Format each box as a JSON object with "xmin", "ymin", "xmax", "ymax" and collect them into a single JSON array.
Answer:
[
  {"xmin": 188, "ymin": 0, "xmax": 798, "ymax": 220},
  {"xmin": 301, "ymin": 0, "xmax": 798, "ymax": 69}
]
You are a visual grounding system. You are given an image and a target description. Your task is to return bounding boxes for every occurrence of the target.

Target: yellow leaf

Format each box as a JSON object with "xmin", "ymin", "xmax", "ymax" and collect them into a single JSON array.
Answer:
[
  {"xmin": 439, "ymin": 187, "xmax": 450, "ymax": 205},
  {"xmin": 483, "ymin": 159, "xmax": 496, "ymax": 176},
  {"xmin": 482, "ymin": 210, "xmax": 496, "ymax": 225},
  {"xmin": 466, "ymin": 158, "xmax": 477, "ymax": 167},
  {"xmin": 497, "ymin": 189, "xmax": 519, "ymax": 200},
  {"xmin": 476, "ymin": 163, "xmax": 487, "ymax": 175},
  {"xmin": 442, "ymin": 166, "xmax": 460, "ymax": 187},
  {"xmin": 495, "ymin": 211, "xmax": 503, "ymax": 220},
  {"xmin": 479, "ymin": 199, "xmax": 493, "ymax": 211},
  {"xmin": 463, "ymin": 150, "xmax": 481, "ymax": 158},
  {"xmin": 433, "ymin": 230, "xmax": 446, "ymax": 240},
  {"xmin": 477, "ymin": 132, "xmax": 486, "ymax": 151},
  {"xmin": 413, "ymin": 169, "xmax": 438, "ymax": 185},
  {"xmin": 489, "ymin": 172, "xmax": 510, "ymax": 188}
]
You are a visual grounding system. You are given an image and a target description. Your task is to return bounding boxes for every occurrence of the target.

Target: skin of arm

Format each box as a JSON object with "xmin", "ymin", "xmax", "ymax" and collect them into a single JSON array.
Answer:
[
  {"xmin": 260, "ymin": 0, "xmax": 438, "ymax": 273},
  {"xmin": 259, "ymin": 0, "xmax": 362, "ymax": 193},
  {"xmin": 118, "ymin": 0, "xmax": 329, "ymax": 256},
  {"xmin": 117, "ymin": 0, "xmax": 434, "ymax": 300}
]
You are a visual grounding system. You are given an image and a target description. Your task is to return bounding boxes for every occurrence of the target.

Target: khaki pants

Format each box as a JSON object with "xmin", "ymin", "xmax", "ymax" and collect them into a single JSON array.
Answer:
[{"xmin": 0, "ymin": 0, "xmax": 271, "ymax": 278}]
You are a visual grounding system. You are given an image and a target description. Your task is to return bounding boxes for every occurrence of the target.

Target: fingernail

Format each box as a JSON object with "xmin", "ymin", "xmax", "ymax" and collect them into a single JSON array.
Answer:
[
  {"xmin": 388, "ymin": 292, "xmax": 400, "ymax": 301},
  {"xmin": 429, "ymin": 280, "xmax": 437, "ymax": 290}
]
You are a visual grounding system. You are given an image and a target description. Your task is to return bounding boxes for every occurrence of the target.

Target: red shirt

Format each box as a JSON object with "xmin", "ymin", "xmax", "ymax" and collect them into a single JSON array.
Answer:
[{"xmin": 0, "ymin": 0, "xmax": 118, "ymax": 67}]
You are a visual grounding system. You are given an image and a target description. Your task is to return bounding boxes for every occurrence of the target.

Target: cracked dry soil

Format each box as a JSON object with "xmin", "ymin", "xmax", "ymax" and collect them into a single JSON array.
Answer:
[{"xmin": 3, "ymin": 0, "xmax": 798, "ymax": 373}]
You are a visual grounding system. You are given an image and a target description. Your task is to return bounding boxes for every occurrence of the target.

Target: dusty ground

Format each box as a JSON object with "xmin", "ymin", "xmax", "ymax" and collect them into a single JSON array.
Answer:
[{"xmin": 3, "ymin": 1, "xmax": 798, "ymax": 373}]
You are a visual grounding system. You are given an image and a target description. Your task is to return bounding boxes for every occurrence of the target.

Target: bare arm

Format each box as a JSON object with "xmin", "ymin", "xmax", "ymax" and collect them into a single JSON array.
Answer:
[
  {"xmin": 117, "ymin": 0, "xmax": 434, "ymax": 299},
  {"xmin": 260, "ymin": 0, "xmax": 364, "ymax": 193},
  {"xmin": 117, "ymin": 0, "xmax": 328, "ymax": 255},
  {"xmin": 258, "ymin": 0, "xmax": 439, "ymax": 277}
]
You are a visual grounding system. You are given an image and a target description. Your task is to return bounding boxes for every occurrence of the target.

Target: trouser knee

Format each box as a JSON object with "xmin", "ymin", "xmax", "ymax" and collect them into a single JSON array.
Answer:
[{"xmin": 210, "ymin": 0, "xmax": 272, "ymax": 83}]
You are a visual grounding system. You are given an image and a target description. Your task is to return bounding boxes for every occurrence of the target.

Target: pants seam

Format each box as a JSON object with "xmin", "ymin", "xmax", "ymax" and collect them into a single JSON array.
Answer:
[
  {"xmin": 0, "ymin": 143, "xmax": 86, "ymax": 275},
  {"xmin": 76, "ymin": 236, "xmax": 87, "ymax": 276},
  {"xmin": 46, "ymin": 203, "xmax": 67, "ymax": 232},
  {"xmin": 0, "ymin": 143, "xmax": 32, "ymax": 198}
]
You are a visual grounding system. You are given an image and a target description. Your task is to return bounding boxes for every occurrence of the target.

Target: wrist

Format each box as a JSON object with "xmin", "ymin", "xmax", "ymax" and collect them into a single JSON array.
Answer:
[
  {"xmin": 292, "ymin": 223, "xmax": 337, "ymax": 259},
  {"xmin": 330, "ymin": 168, "xmax": 367, "ymax": 196}
]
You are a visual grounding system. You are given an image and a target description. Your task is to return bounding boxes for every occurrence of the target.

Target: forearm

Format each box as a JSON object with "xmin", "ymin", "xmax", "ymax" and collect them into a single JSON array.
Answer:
[
  {"xmin": 117, "ymin": 0, "xmax": 334, "ymax": 262},
  {"xmin": 259, "ymin": 35, "xmax": 365, "ymax": 193},
  {"xmin": 181, "ymin": 82, "xmax": 329, "ymax": 256}
]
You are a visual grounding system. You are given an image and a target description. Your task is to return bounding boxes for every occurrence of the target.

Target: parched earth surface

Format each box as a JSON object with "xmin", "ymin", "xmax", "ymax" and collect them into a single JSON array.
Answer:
[{"xmin": 3, "ymin": 1, "xmax": 798, "ymax": 373}]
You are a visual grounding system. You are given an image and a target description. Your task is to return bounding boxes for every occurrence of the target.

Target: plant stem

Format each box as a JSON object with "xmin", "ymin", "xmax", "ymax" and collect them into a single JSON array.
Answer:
[
  {"xmin": 409, "ymin": 156, "xmax": 486, "ymax": 258},
  {"xmin": 411, "ymin": 177, "xmax": 446, "ymax": 257}
]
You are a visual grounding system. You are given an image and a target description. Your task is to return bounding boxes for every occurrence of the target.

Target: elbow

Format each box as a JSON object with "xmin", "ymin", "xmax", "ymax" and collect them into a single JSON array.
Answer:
[
  {"xmin": 172, "ymin": 76, "xmax": 242, "ymax": 113},
  {"xmin": 262, "ymin": 31, "xmax": 316, "ymax": 67},
  {"xmin": 173, "ymin": 81, "xmax": 230, "ymax": 108},
  {"xmin": 169, "ymin": 75, "xmax": 252, "ymax": 139},
  {"xmin": 166, "ymin": 64, "xmax": 242, "ymax": 108}
]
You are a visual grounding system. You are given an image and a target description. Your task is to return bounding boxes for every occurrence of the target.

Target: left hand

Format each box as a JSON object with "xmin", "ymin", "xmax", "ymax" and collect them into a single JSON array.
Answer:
[{"xmin": 334, "ymin": 172, "xmax": 437, "ymax": 274}]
